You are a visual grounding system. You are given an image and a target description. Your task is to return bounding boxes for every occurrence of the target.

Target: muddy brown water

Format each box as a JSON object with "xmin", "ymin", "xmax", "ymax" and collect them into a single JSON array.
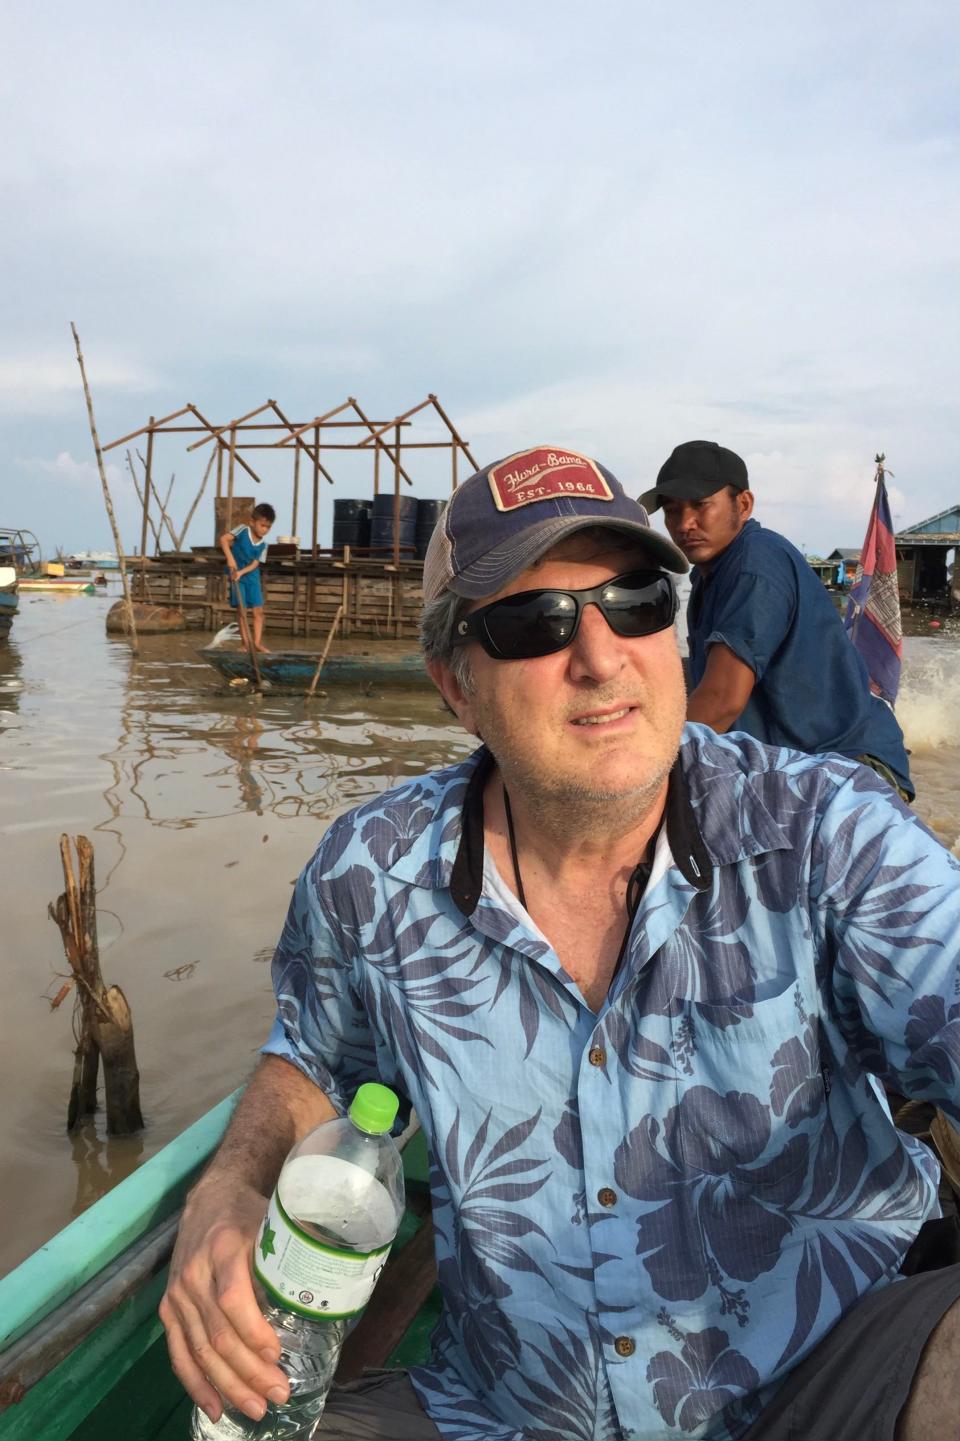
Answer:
[{"xmin": 1, "ymin": 587, "xmax": 958, "ymax": 1276}]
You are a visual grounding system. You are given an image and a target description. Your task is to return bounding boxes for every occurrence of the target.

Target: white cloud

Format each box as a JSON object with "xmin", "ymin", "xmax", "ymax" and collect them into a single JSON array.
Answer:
[
  {"xmin": 0, "ymin": 354, "xmax": 162, "ymax": 414},
  {"xmin": 0, "ymin": 2, "xmax": 955, "ymax": 553},
  {"xmin": 15, "ymin": 450, "xmax": 124, "ymax": 489}
]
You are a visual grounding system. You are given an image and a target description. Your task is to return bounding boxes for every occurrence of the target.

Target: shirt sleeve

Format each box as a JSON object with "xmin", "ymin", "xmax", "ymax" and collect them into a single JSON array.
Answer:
[
  {"xmin": 813, "ymin": 773, "xmax": 960, "ymax": 1123},
  {"xmin": 703, "ymin": 570, "xmax": 796, "ymax": 682},
  {"xmin": 262, "ymin": 831, "xmax": 381, "ymax": 1116}
]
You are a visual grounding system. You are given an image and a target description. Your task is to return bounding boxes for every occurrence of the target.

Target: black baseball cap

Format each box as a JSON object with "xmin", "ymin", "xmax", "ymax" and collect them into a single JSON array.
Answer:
[{"xmin": 640, "ymin": 440, "xmax": 749, "ymax": 513}]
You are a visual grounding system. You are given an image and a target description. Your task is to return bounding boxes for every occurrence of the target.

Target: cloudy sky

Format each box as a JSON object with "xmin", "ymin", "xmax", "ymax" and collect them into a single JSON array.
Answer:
[{"xmin": 1, "ymin": 0, "xmax": 956, "ymax": 556}]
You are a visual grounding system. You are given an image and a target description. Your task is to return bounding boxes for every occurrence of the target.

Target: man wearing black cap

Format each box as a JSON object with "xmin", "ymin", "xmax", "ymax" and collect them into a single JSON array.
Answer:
[{"xmin": 642, "ymin": 439, "xmax": 914, "ymax": 799}]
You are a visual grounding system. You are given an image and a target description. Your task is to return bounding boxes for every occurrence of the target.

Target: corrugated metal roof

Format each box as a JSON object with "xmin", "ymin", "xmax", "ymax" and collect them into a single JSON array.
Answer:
[{"xmin": 898, "ymin": 505, "xmax": 960, "ymax": 536}]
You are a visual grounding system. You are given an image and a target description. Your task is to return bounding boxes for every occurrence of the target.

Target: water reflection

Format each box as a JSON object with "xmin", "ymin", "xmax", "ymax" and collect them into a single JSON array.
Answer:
[
  {"xmin": 70, "ymin": 1119, "xmax": 145, "ymax": 1218},
  {"xmin": 0, "ymin": 628, "xmax": 23, "ymax": 719}
]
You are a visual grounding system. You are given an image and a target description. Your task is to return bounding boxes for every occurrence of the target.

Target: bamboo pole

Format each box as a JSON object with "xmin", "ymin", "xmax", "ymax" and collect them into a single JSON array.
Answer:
[
  {"xmin": 312, "ymin": 425, "xmax": 320, "ymax": 558},
  {"xmin": 226, "ymin": 426, "xmax": 237, "ymax": 531},
  {"xmin": 70, "ymin": 324, "xmax": 139, "ymax": 655},
  {"xmin": 126, "ymin": 452, "xmax": 163, "ymax": 552},
  {"xmin": 305, "ymin": 603, "xmax": 344, "ymax": 699},
  {"xmin": 272, "ymin": 398, "xmax": 354, "ymax": 448},
  {"xmin": 393, "ymin": 422, "xmax": 402, "ymax": 570},
  {"xmin": 292, "ymin": 445, "xmax": 300, "ymax": 537},
  {"xmin": 101, "ymin": 404, "xmax": 193, "ymax": 453},
  {"xmin": 348, "ymin": 398, "xmax": 415, "ymax": 487},
  {"xmin": 187, "ymin": 404, "xmax": 263, "ymax": 486},
  {"xmin": 269, "ymin": 400, "xmax": 340, "ymax": 487},
  {"xmin": 184, "ymin": 399, "xmax": 275, "ymax": 452},
  {"xmin": 429, "ymin": 393, "xmax": 479, "ymax": 471},
  {"xmin": 176, "ymin": 446, "xmax": 216, "ymax": 551},
  {"xmin": 232, "ymin": 585, "xmax": 263, "ymax": 692},
  {"xmin": 145, "ymin": 471, "xmax": 178, "ymax": 553},
  {"xmin": 137, "ymin": 419, "xmax": 154, "ymax": 562}
]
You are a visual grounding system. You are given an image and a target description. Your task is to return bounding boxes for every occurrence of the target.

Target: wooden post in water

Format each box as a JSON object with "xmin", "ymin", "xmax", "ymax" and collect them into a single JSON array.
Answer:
[
  {"xmin": 70, "ymin": 324, "xmax": 139, "ymax": 654},
  {"xmin": 48, "ymin": 835, "xmax": 144, "ymax": 1135}
]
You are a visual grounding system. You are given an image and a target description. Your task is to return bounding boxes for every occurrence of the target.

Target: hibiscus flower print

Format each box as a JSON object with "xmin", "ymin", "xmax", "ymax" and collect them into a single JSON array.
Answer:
[
  {"xmin": 648, "ymin": 1313, "xmax": 760, "ymax": 1433},
  {"xmin": 614, "ymin": 1087, "xmax": 808, "ymax": 1305}
]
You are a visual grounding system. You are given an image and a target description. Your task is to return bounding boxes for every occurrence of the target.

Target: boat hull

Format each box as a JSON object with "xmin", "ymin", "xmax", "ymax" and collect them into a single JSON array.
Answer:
[
  {"xmin": 17, "ymin": 578, "xmax": 97, "ymax": 594},
  {"xmin": 0, "ymin": 1099, "xmax": 436, "ymax": 1441},
  {"xmin": 200, "ymin": 646, "xmax": 429, "ymax": 688},
  {"xmin": 0, "ymin": 580, "xmax": 17, "ymax": 638}
]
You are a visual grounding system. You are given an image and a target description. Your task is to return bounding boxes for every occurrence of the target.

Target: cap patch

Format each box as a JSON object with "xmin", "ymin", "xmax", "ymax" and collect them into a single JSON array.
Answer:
[{"xmin": 487, "ymin": 447, "xmax": 613, "ymax": 512}]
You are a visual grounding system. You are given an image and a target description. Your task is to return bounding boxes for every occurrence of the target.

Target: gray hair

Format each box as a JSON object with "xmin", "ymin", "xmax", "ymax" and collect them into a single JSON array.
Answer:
[{"xmin": 419, "ymin": 590, "xmax": 475, "ymax": 695}]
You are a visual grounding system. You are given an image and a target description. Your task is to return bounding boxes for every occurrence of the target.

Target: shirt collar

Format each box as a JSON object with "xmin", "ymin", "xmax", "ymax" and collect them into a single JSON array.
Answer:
[
  {"xmin": 448, "ymin": 746, "xmax": 713, "ymax": 919},
  {"xmin": 383, "ymin": 725, "xmax": 794, "ymax": 906}
]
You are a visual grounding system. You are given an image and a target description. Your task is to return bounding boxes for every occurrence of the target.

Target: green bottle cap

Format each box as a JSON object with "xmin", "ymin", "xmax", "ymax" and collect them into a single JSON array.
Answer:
[{"xmin": 349, "ymin": 1083, "xmax": 400, "ymax": 1135}]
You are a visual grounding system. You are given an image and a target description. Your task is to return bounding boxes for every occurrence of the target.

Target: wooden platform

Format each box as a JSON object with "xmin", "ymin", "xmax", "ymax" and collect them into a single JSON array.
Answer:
[{"xmin": 132, "ymin": 550, "xmax": 427, "ymax": 640}]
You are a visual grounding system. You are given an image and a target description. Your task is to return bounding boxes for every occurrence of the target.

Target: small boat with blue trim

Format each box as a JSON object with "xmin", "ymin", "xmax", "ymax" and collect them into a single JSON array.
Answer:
[{"xmin": 199, "ymin": 637, "xmax": 429, "ymax": 689}]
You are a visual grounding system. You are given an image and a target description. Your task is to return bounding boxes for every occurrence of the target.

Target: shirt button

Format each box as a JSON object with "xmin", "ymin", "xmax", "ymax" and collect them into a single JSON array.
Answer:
[
  {"xmin": 597, "ymin": 1187, "xmax": 617, "ymax": 1208},
  {"xmin": 615, "ymin": 1336, "xmax": 636, "ymax": 1358},
  {"xmin": 588, "ymin": 1047, "xmax": 607, "ymax": 1067}
]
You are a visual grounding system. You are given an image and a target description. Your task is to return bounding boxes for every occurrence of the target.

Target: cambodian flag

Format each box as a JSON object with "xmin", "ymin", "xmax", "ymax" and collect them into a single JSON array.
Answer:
[{"xmin": 844, "ymin": 460, "xmax": 902, "ymax": 705}]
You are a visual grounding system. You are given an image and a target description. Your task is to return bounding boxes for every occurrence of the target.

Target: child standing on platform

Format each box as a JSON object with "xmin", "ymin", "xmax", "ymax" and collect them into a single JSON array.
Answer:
[{"xmin": 219, "ymin": 502, "xmax": 275, "ymax": 653}]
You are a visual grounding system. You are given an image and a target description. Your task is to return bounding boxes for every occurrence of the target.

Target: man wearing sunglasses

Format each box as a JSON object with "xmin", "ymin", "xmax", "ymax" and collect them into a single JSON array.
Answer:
[
  {"xmin": 163, "ymin": 446, "xmax": 959, "ymax": 1441},
  {"xmin": 642, "ymin": 439, "xmax": 914, "ymax": 800}
]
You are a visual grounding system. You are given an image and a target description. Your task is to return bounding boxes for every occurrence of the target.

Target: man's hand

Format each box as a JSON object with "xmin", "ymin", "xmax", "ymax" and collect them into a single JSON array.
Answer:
[{"xmin": 159, "ymin": 1175, "xmax": 290, "ymax": 1424}]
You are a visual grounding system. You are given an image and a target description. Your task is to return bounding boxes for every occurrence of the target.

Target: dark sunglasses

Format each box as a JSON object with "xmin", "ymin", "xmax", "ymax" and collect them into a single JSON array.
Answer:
[{"xmin": 452, "ymin": 569, "xmax": 678, "ymax": 660}]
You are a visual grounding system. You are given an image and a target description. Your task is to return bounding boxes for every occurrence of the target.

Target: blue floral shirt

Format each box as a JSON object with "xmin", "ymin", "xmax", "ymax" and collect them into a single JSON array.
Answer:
[{"xmin": 263, "ymin": 725, "xmax": 960, "ymax": 1441}]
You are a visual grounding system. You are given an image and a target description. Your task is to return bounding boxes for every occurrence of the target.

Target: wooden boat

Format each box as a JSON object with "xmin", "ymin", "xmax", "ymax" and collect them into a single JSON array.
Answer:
[
  {"xmin": 0, "ymin": 529, "xmax": 40, "ymax": 573},
  {"xmin": 0, "ymin": 567, "xmax": 18, "ymax": 639},
  {"xmin": 66, "ymin": 552, "xmax": 121, "ymax": 571},
  {"xmin": 200, "ymin": 644, "xmax": 430, "ymax": 689},
  {"xmin": 17, "ymin": 576, "xmax": 100, "ymax": 595},
  {"xmin": 0, "ymin": 1095, "xmax": 438, "ymax": 1441}
]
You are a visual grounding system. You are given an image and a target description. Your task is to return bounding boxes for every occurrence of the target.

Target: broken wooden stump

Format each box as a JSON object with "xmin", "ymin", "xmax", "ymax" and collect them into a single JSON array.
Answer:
[{"xmin": 48, "ymin": 834, "xmax": 144, "ymax": 1135}]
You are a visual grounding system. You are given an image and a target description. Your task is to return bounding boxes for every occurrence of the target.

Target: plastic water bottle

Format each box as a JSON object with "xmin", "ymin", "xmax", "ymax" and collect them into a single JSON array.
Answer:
[{"xmin": 191, "ymin": 1083, "xmax": 405, "ymax": 1440}]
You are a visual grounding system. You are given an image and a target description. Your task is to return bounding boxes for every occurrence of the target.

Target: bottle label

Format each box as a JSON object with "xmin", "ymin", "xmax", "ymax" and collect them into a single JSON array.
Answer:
[{"xmin": 253, "ymin": 1190, "xmax": 393, "ymax": 1320}]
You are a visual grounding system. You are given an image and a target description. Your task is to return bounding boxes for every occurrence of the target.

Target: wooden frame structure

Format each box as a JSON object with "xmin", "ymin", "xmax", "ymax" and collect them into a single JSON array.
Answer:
[
  {"xmin": 101, "ymin": 395, "xmax": 479, "ymax": 641},
  {"xmin": 103, "ymin": 393, "xmax": 477, "ymax": 568}
]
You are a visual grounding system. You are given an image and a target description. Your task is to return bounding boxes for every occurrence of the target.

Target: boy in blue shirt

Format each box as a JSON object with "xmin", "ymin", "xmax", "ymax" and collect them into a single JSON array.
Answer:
[{"xmin": 219, "ymin": 502, "xmax": 275, "ymax": 654}]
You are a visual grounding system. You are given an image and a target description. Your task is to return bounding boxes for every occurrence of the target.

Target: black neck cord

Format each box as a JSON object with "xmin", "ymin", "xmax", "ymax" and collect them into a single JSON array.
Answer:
[{"xmin": 502, "ymin": 786, "xmax": 655, "ymax": 973}]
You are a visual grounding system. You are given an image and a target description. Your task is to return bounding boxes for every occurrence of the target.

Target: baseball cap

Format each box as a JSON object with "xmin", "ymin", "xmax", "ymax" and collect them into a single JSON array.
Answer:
[
  {"xmin": 640, "ymin": 440, "xmax": 749, "ymax": 513},
  {"xmin": 422, "ymin": 445, "xmax": 688, "ymax": 604}
]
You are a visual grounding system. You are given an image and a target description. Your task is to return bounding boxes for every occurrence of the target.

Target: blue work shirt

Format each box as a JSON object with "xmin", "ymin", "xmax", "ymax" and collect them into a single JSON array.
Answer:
[
  {"xmin": 264, "ymin": 728, "xmax": 959, "ymax": 1441},
  {"xmin": 686, "ymin": 520, "xmax": 912, "ymax": 795}
]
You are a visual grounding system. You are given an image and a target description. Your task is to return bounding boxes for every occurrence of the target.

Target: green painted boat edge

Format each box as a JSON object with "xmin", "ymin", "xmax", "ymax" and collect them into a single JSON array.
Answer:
[
  {"xmin": 0, "ymin": 1119, "xmax": 433, "ymax": 1441},
  {"xmin": 0, "ymin": 1091, "xmax": 241, "ymax": 1351}
]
